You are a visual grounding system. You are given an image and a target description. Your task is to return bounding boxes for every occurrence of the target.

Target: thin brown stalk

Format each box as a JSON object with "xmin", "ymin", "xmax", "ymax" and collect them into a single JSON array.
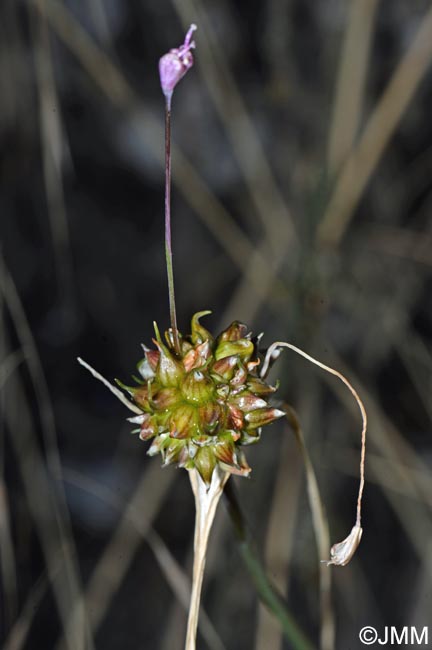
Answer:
[
  {"xmin": 325, "ymin": 447, "xmax": 432, "ymax": 509},
  {"xmin": 331, "ymin": 447, "xmax": 432, "ymax": 582},
  {"xmin": 262, "ymin": 342, "xmax": 367, "ymax": 531},
  {"xmin": 323, "ymin": 345, "xmax": 432, "ymax": 503},
  {"xmin": 318, "ymin": 347, "xmax": 432, "ymax": 594}
]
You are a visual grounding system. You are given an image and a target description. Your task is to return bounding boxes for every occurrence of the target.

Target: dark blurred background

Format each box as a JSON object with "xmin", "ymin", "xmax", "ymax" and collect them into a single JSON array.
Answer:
[{"xmin": 1, "ymin": 0, "xmax": 432, "ymax": 649}]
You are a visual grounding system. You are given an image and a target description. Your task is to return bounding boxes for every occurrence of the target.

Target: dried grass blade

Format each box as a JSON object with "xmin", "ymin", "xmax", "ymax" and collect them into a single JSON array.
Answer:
[
  {"xmin": 284, "ymin": 406, "xmax": 334, "ymax": 650},
  {"xmin": 319, "ymin": 4, "xmax": 432, "ymax": 246},
  {"xmin": 327, "ymin": 0, "xmax": 379, "ymax": 172},
  {"xmin": 254, "ymin": 435, "xmax": 303, "ymax": 650}
]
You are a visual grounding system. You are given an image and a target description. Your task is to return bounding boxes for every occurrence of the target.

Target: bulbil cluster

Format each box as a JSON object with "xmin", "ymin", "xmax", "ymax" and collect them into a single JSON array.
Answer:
[{"xmin": 122, "ymin": 312, "xmax": 284, "ymax": 485}]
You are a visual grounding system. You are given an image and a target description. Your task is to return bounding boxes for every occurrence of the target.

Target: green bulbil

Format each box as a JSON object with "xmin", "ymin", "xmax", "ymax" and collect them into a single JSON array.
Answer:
[{"xmin": 126, "ymin": 312, "xmax": 284, "ymax": 485}]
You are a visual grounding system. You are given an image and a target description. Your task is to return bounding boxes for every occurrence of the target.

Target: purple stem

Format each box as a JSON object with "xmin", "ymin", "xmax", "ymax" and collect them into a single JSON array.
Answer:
[{"xmin": 164, "ymin": 93, "xmax": 181, "ymax": 354}]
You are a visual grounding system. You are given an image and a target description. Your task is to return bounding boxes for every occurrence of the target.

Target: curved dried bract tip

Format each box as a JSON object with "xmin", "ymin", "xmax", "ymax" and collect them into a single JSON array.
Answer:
[
  {"xmin": 159, "ymin": 24, "xmax": 197, "ymax": 101},
  {"xmin": 322, "ymin": 525, "xmax": 363, "ymax": 566},
  {"xmin": 77, "ymin": 357, "xmax": 142, "ymax": 415}
]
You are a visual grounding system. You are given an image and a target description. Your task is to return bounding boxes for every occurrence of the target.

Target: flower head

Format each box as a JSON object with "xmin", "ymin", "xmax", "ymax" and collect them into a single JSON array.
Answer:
[
  {"xmin": 122, "ymin": 312, "xmax": 284, "ymax": 485},
  {"xmin": 159, "ymin": 24, "xmax": 197, "ymax": 101}
]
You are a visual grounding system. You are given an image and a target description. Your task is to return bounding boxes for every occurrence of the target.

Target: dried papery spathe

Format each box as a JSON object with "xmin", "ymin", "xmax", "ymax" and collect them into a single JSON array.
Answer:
[
  {"xmin": 261, "ymin": 341, "xmax": 367, "ymax": 567},
  {"xmin": 324, "ymin": 525, "xmax": 363, "ymax": 567}
]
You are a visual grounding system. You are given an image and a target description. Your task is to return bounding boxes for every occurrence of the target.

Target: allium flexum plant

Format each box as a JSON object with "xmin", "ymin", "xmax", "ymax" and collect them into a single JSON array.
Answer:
[{"xmin": 79, "ymin": 25, "xmax": 367, "ymax": 650}]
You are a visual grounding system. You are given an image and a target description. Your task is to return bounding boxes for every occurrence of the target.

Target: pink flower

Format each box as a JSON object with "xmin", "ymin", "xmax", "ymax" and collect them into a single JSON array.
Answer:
[{"xmin": 159, "ymin": 24, "xmax": 197, "ymax": 100}]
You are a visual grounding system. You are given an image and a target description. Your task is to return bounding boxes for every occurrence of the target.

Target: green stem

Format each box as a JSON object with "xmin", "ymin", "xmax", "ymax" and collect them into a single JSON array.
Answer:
[{"xmin": 223, "ymin": 482, "xmax": 316, "ymax": 650}]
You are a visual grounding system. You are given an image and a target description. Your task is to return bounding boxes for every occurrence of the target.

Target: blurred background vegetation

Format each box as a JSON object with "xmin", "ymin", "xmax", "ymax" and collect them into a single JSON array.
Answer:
[{"xmin": 1, "ymin": 0, "xmax": 432, "ymax": 648}]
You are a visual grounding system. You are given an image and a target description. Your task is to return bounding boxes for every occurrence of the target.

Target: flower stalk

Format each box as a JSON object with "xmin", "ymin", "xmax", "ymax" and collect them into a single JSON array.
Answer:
[
  {"xmin": 159, "ymin": 24, "xmax": 197, "ymax": 355},
  {"xmin": 163, "ymin": 95, "xmax": 180, "ymax": 353}
]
